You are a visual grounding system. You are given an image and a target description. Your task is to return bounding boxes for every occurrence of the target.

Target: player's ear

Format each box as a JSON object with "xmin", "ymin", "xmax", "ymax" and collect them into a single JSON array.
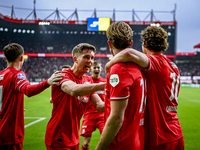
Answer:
[
  {"xmin": 4, "ymin": 57, "xmax": 7, "ymax": 62},
  {"xmin": 130, "ymin": 40, "xmax": 133, "ymax": 46},
  {"xmin": 19, "ymin": 55, "xmax": 24, "ymax": 62},
  {"xmin": 73, "ymin": 56, "xmax": 77, "ymax": 62},
  {"xmin": 107, "ymin": 40, "xmax": 113, "ymax": 49}
]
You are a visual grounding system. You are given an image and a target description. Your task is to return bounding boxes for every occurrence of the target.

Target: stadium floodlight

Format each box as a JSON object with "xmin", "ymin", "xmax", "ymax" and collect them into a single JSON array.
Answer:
[
  {"xmin": 168, "ymin": 32, "xmax": 171, "ymax": 36},
  {"xmin": 18, "ymin": 29, "xmax": 21, "ymax": 33},
  {"xmin": 38, "ymin": 22, "xmax": 50, "ymax": 25},
  {"xmin": 4, "ymin": 28, "xmax": 8, "ymax": 32},
  {"xmin": 27, "ymin": 30, "xmax": 30, "ymax": 33},
  {"xmin": 0, "ymin": 27, "xmax": 4, "ymax": 31},
  {"xmin": 150, "ymin": 23, "xmax": 160, "ymax": 27},
  {"xmin": 22, "ymin": 29, "xmax": 26, "ymax": 33},
  {"xmin": 31, "ymin": 30, "xmax": 35, "ymax": 34}
]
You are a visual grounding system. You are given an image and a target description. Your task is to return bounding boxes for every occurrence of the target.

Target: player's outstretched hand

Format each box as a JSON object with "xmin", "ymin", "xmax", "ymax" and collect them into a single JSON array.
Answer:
[{"xmin": 47, "ymin": 71, "xmax": 65, "ymax": 85}]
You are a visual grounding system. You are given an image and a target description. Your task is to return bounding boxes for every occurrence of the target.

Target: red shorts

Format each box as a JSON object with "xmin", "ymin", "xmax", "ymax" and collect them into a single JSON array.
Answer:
[
  {"xmin": 145, "ymin": 137, "xmax": 184, "ymax": 150},
  {"xmin": 80, "ymin": 117, "xmax": 104, "ymax": 137},
  {"xmin": 0, "ymin": 143, "xmax": 23, "ymax": 150},
  {"xmin": 46, "ymin": 144, "xmax": 79, "ymax": 150}
]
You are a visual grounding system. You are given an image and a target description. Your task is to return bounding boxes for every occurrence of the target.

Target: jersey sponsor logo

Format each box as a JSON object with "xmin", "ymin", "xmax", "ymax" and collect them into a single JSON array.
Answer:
[
  {"xmin": 83, "ymin": 81, "xmax": 91, "ymax": 84},
  {"xmin": 99, "ymin": 82, "xmax": 106, "ymax": 84},
  {"xmin": 96, "ymin": 90, "xmax": 104, "ymax": 94},
  {"xmin": 17, "ymin": 73, "xmax": 26, "ymax": 79},
  {"xmin": 0, "ymin": 74, "xmax": 4, "ymax": 80},
  {"xmin": 77, "ymin": 96, "xmax": 90, "ymax": 103},
  {"xmin": 109, "ymin": 74, "xmax": 119, "ymax": 87},
  {"xmin": 166, "ymin": 106, "xmax": 177, "ymax": 112}
]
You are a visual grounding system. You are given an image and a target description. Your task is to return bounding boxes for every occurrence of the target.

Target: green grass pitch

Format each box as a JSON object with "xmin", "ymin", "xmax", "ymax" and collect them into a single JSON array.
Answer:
[{"xmin": 23, "ymin": 87, "xmax": 200, "ymax": 150}]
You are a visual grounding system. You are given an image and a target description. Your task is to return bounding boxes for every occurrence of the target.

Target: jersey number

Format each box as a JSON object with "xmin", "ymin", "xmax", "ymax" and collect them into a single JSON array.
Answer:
[
  {"xmin": 0, "ymin": 85, "xmax": 2, "ymax": 111},
  {"xmin": 169, "ymin": 73, "xmax": 180, "ymax": 102},
  {"xmin": 139, "ymin": 78, "xmax": 146, "ymax": 113}
]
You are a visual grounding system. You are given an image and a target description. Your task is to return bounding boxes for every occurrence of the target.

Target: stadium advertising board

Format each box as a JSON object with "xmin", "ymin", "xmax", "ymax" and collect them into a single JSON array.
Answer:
[{"xmin": 87, "ymin": 18, "xmax": 110, "ymax": 31}]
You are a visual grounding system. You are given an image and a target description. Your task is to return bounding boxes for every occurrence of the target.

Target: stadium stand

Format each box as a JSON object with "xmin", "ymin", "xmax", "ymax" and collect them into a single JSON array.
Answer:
[{"xmin": 0, "ymin": 9, "xmax": 199, "ymax": 83}]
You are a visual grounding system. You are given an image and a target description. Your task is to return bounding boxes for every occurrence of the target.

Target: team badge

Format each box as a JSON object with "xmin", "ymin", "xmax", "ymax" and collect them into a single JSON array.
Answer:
[
  {"xmin": 110, "ymin": 74, "xmax": 119, "ymax": 87},
  {"xmin": 17, "ymin": 73, "xmax": 26, "ymax": 79}
]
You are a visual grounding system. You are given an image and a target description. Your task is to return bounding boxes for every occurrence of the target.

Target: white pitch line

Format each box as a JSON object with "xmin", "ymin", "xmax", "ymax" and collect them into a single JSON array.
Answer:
[{"xmin": 24, "ymin": 117, "xmax": 46, "ymax": 128}]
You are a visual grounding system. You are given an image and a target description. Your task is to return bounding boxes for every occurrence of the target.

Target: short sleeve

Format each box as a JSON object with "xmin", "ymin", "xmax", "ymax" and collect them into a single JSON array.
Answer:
[
  {"xmin": 142, "ymin": 54, "xmax": 163, "ymax": 74},
  {"xmin": 14, "ymin": 71, "xmax": 29, "ymax": 92},
  {"xmin": 109, "ymin": 63, "xmax": 132, "ymax": 101}
]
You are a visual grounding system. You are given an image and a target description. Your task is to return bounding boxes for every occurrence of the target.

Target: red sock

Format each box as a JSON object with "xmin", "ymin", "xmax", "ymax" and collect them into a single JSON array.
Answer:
[{"xmin": 82, "ymin": 144, "xmax": 89, "ymax": 150}]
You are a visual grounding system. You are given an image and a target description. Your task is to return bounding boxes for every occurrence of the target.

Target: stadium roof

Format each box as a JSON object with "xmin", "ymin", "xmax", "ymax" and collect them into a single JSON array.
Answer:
[
  {"xmin": 194, "ymin": 43, "xmax": 200, "ymax": 49},
  {"xmin": 0, "ymin": 4, "xmax": 176, "ymax": 22}
]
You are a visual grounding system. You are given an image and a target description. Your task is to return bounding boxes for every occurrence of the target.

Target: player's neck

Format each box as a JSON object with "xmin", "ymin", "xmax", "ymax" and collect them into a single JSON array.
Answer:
[
  {"xmin": 71, "ymin": 66, "xmax": 85, "ymax": 78},
  {"xmin": 7, "ymin": 62, "xmax": 21, "ymax": 70},
  {"xmin": 92, "ymin": 75, "xmax": 100, "ymax": 80},
  {"xmin": 147, "ymin": 49, "xmax": 161, "ymax": 55},
  {"xmin": 112, "ymin": 48, "xmax": 121, "ymax": 56}
]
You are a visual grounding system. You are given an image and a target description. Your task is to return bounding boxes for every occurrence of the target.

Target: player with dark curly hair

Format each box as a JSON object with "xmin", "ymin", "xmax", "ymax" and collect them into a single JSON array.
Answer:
[{"xmin": 105, "ymin": 25, "xmax": 184, "ymax": 150}]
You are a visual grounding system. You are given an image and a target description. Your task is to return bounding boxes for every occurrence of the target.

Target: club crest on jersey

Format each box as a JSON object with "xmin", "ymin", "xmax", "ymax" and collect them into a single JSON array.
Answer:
[
  {"xmin": 110, "ymin": 74, "xmax": 119, "ymax": 87},
  {"xmin": 18, "ymin": 73, "xmax": 26, "ymax": 79}
]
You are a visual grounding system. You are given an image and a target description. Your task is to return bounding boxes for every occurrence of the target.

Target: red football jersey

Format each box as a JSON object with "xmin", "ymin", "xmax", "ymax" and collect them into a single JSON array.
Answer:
[
  {"xmin": 0, "ymin": 67, "xmax": 49, "ymax": 145},
  {"xmin": 105, "ymin": 62, "xmax": 146, "ymax": 150},
  {"xmin": 142, "ymin": 54, "xmax": 183, "ymax": 145},
  {"xmin": 83, "ymin": 76, "xmax": 106, "ymax": 120},
  {"xmin": 45, "ymin": 68, "xmax": 93, "ymax": 147}
]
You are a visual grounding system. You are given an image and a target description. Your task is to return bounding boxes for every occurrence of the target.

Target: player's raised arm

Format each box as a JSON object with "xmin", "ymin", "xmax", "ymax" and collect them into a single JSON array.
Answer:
[
  {"xmin": 61, "ymin": 80, "xmax": 105, "ymax": 97},
  {"xmin": 20, "ymin": 71, "xmax": 64, "ymax": 97},
  {"xmin": 47, "ymin": 71, "xmax": 65, "ymax": 85},
  {"xmin": 105, "ymin": 48, "xmax": 149, "ymax": 74}
]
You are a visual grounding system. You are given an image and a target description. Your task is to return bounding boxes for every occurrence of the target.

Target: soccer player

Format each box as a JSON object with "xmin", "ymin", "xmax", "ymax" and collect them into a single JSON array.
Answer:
[
  {"xmin": 105, "ymin": 26, "xmax": 184, "ymax": 150},
  {"xmin": 80, "ymin": 60, "xmax": 106, "ymax": 150},
  {"xmin": 50, "ymin": 65, "xmax": 71, "ymax": 103},
  {"xmin": 95, "ymin": 21, "xmax": 146, "ymax": 150},
  {"xmin": 45, "ymin": 43, "xmax": 105, "ymax": 150},
  {"xmin": 0, "ymin": 43, "xmax": 64, "ymax": 150}
]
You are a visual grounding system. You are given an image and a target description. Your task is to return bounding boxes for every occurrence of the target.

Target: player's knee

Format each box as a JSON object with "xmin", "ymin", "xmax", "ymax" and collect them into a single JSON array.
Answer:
[
  {"xmin": 83, "ymin": 141, "xmax": 90, "ymax": 147},
  {"xmin": 82, "ymin": 142, "xmax": 90, "ymax": 150}
]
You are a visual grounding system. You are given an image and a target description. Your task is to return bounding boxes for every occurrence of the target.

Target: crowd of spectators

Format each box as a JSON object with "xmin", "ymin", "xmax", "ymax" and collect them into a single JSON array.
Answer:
[
  {"xmin": 0, "ymin": 56, "xmax": 109, "ymax": 80},
  {"xmin": 176, "ymin": 60, "xmax": 200, "ymax": 76},
  {"xmin": 0, "ymin": 27, "xmax": 199, "ymax": 82},
  {"xmin": 1, "ymin": 53, "xmax": 200, "ymax": 82}
]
